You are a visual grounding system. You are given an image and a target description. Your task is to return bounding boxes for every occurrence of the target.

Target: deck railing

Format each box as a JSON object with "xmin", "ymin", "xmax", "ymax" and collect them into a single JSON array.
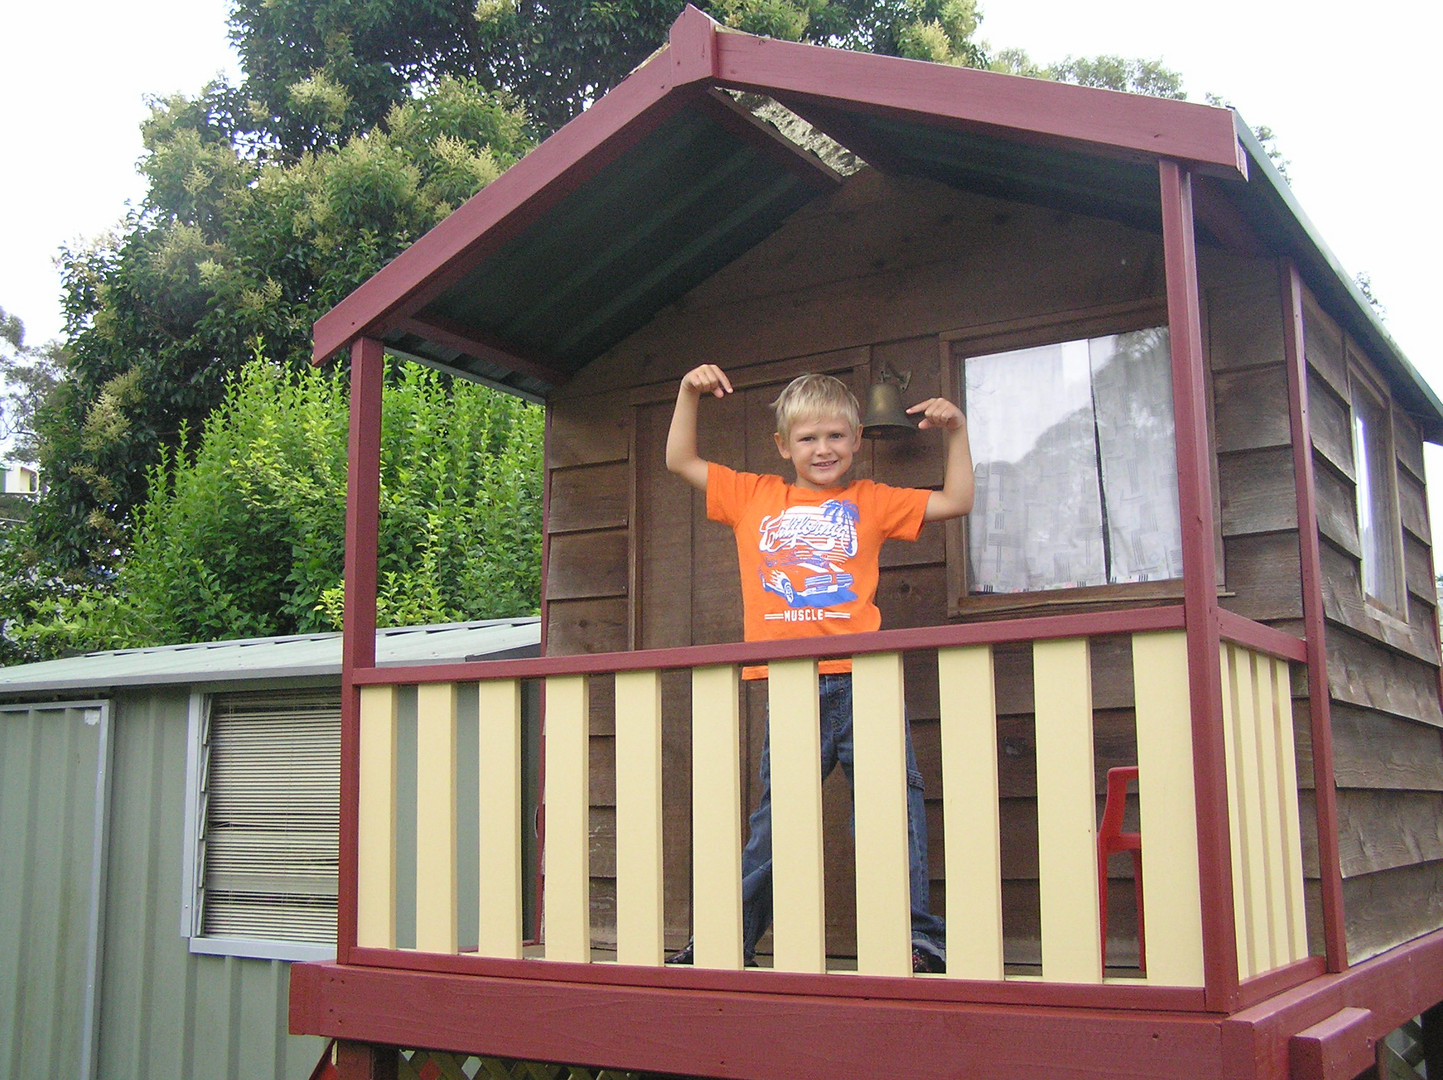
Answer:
[{"xmin": 346, "ymin": 606, "xmax": 1309, "ymax": 990}]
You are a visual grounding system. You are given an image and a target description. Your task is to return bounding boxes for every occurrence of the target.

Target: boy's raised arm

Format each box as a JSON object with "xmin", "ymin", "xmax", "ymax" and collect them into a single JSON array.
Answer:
[
  {"xmin": 666, "ymin": 364, "xmax": 733, "ymax": 491},
  {"xmin": 908, "ymin": 397, "xmax": 976, "ymax": 523}
]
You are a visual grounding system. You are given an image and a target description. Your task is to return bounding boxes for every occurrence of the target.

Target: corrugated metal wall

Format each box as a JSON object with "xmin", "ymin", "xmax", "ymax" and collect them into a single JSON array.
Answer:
[
  {"xmin": 0, "ymin": 700, "xmax": 106, "ymax": 1078},
  {"xmin": 1, "ymin": 689, "xmax": 327, "ymax": 1080}
]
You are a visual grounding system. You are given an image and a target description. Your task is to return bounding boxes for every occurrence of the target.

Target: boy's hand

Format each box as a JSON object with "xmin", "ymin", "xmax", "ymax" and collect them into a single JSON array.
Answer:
[
  {"xmin": 681, "ymin": 364, "xmax": 734, "ymax": 399},
  {"xmin": 668, "ymin": 365, "xmax": 732, "ymax": 492},
  {"xmin": 906, "ymin": 397, "xmax": 965, "ymax": 432}
]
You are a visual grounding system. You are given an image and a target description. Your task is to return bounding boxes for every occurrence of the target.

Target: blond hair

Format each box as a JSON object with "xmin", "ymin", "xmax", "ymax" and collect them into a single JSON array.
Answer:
[{"xmin": 770, "ymin": 374, "xmax": 860, "ymax": 439}]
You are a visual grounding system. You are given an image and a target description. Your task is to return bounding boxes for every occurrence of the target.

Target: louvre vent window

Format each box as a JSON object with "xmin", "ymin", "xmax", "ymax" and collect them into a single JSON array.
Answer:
[{"xmin": 197, "ymin": 688, "xmax": 340, "ymax": 945}]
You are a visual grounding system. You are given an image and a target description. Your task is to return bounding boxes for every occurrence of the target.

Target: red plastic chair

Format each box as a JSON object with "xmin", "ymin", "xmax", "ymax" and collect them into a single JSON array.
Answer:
[{"xmin": 1098, "ymin": 765, "xmax": 1145, "ymax": 972}]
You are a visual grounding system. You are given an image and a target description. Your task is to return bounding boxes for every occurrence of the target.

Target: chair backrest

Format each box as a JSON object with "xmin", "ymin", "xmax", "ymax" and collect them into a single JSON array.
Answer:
[{"xmin": 1099, "ymin": 765, "xmax": 1139, "ymax": 839}]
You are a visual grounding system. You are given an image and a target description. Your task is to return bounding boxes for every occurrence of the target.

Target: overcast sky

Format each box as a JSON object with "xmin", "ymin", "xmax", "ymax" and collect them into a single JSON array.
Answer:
[{"xmin": 2, "ymin": 0, "xmax": 1438, "ymax": 521}]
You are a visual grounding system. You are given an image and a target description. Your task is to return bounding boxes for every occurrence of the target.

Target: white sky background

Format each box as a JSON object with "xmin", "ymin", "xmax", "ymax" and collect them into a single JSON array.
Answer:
[{"xmin": 1, "ymin": 0, "xmax": 1440, "ymax": 533}]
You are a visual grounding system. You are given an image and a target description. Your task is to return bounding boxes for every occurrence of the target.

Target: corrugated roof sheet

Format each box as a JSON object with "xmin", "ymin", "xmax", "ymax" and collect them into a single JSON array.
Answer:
[{"xmin": 0, "ymin": 618, "xmax": 541, "ymax": 695}]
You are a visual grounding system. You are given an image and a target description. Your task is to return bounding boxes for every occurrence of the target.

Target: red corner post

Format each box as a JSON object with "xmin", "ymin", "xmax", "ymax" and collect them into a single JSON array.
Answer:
[
  {"xmin": 337, "ymin": 336, "xmax": 386, "ymax": 964},
  {"xmin": 1280, "ymin": 261, "xmax": 1348, "ymax": 972},
  {"xmin": 1160, "ymin": 159, "xmax": 1240, "ymax": 1011}
]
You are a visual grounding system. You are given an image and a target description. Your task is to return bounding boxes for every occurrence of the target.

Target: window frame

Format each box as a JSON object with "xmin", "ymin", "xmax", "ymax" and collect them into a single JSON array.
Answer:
[
  {"xmin": 180, "ymin": 685, "xmax": 340, "ymax": 963},
  {"xmin": 941, "ymin": 300, "xmax": 1201, "ymax": 617}
]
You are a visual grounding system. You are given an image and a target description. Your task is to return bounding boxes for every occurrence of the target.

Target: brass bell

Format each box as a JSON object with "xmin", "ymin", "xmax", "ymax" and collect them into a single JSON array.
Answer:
[{"xmin": 860, "ymin": 367, "xmax": 916, "ymax": 439}]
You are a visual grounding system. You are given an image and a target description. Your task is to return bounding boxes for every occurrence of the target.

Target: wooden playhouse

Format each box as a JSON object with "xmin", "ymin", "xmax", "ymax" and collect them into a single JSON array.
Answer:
[{"xmin": 289, "ymin": 10, "xmax": 1443, "ymax": 1078}]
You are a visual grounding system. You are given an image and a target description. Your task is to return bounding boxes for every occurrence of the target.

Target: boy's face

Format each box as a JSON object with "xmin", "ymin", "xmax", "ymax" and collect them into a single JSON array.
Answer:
[{"xmin": 774, "ymin": 412, "xmax": 861, "ymax": 491}]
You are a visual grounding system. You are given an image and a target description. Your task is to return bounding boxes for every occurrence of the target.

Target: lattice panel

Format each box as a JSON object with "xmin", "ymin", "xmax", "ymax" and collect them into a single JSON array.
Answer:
[
  {"xmin": 400, "ymin": 1048, "xmax": 653, "ymax": 1080},
  {"xmin": 1379, "ymin": 1018, "xmax": 1427, "ymax": 1080}
]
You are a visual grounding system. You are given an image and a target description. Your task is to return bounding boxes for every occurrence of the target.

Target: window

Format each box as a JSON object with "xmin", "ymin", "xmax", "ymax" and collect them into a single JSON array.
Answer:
[
  {"xmin": 959, "ymin": 326, "xmax": 1183, "ymax": 595},
  {"xmin": 1351, "ymin": 372, "xmax": 1404, "ymax": 612},
  {"xmin": 182, "ymin": 688, "xmax": 339, "ymax": 961}
]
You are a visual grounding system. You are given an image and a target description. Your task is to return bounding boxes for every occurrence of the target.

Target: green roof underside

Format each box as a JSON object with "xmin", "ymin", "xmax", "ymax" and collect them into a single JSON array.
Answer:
[
  {"xmin": 378, "ymin": 89, "xmax": 1441, "ymax": 435},
  {"xmin": 386, "ymin": 106, "xmax": 827, "ymax": 399},
  {"xmin": 788, "ymin": 103, "xmax": 1167, "ymax": 235}
]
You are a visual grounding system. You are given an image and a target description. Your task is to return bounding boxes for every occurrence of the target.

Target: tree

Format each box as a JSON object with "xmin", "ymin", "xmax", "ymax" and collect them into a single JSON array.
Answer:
[
  {"xmin": 30, "ymin": 77, "xmax": 531, "ymax": 575},
  {"xmin": 985, "ymin": 46, "xmax": 1183, "ymax": 97},
  {"xmin": 0, "ymin": 306, "xmax": 62, "ymax": 466},
  {"xmin": 230, "ymin": 0, "xmax": 992, "ymax": 146},
  {"xmin": 14, "ymin": 0, "xmax": 1213, "ymax": 656},
  {"xmin": 6, "ymin": 356, "xmax": 542, "ymax": 660}
]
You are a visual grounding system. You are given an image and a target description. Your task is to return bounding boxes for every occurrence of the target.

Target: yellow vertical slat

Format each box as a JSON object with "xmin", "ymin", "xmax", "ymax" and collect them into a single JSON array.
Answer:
[
  {"xmin": 1234, "ymin": 647, "xmax": 1273, "ymax": 974},
  {"xmin": 1033, "ymin": 637, "xmax": 1101, "ymax": 984},
  {"xmin": 691, "ymin": 665, "xmax": 743, "ymax": 969},
  {"xmin": 938, "ymin": 645, "xmax": 1003, "ymax": 980},
  {"xmin": 615, "ymin": 669, "xmax": 664, "ymax": 966},
  {"xmin": 415, "ymin": 682, "xmax": 459, "ymax": 954},
  {"xmin": 768, "ymin": 657, "xmax": 826, "ymax": 974},
  {"xmin": 544, "ymin": 674, "xmax": 590, "ymax": 962},
  {"xmin": 1131, "ymin": 631, "xmax": 1204, "ymax": 986},
  {"xmin": 1250, "ymin": 653, "xmax": 1288, "ymax": 972},
  {"xmin": 1270, "ymin": 656, "xmax": 1310, "ymax": 961},
  {"xmin": 1219, "ymin": 644, "xmax": 1255, "ymax": 979},
  {"xmin": 476, "ymin": 678, "xmax": 523, "ymax": 959},
  {"xmin": 358, "ymin": 685, "xmax": 398, "ymax": 949},
  {"xmin": 851, "ymin": 652, "xmax": 912, "ymax": 977}
]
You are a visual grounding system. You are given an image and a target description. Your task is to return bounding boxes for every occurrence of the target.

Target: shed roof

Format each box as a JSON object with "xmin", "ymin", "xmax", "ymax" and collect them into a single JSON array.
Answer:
[
  {"xmin": 313, "ymin": 6, "xmax": 1441, "ymax": 435},
  {"xmin": 0, "ymin": 618, "xmax": 541, "ymax": 696}
]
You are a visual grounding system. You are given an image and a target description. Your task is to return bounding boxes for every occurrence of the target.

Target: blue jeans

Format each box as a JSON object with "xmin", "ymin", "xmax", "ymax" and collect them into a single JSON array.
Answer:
[{"xmin": 739, "ymin": 672, "xmax": 946, "ymax": 964}]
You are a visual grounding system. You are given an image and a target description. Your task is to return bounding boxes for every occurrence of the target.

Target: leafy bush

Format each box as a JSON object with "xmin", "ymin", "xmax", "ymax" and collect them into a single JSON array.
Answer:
[{"xmin": 6, "ymin": 355, "xmax": 542, "ymax": 657}]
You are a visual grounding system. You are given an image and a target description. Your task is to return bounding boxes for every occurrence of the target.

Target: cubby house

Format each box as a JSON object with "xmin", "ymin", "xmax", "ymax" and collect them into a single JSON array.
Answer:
[{"xmin": 290, "ymin": 10, "xmax": 1443, "ymax": 1079}]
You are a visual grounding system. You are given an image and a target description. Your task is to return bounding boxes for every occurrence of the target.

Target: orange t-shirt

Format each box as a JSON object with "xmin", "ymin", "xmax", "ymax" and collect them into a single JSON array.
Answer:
[{"xmin": 707, "ymin": 463, "xmax": 930, "ymax": 677}]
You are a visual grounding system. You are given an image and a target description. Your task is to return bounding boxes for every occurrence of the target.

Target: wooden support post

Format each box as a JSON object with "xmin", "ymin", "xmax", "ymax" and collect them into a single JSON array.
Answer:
[
  {"xmin": 338, "ymin": 335, "xmax": 385, "ymax": 964},
  {"xmin": 1279, "ymin": 259, "xmax": 1347, "ymax": 972},
  {"xmin": 1160, "ymin": 158, "xmax": 1237, "ymax": 1010},
  {"xmin": 334, "ymin": 1041, "xmax": 398, "ymax": 1080}
]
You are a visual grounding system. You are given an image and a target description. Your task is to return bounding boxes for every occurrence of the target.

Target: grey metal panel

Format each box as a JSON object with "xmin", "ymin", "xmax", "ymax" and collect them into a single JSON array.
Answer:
[
  {"xmin": 77, "ymin": 688, "xmax": 327, "ymax": 1080},
  {"xmin": 0, "ymin": 701, "xmax": 105, "ymax": 1079},
  {"xmin": 0, "ymin": 617, "xmax": 541, "ymax": 696}
]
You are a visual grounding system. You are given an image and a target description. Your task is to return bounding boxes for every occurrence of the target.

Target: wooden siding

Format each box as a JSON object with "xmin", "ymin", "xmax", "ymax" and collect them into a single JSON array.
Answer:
[
  {"xmin": 1299, "ymin": 293, "xmax": 1443, "ymax": 964},
  {"xmin": 1205, "ymin": 254, "xmax": 1443, "ymax": 966},
  {"xmin": 539, "ymin": 169, "xmax": 1442, "ymax": 967},
  {"xmin": 545, "ymin": 172, "xmax": 1174, "ymax": 955}
]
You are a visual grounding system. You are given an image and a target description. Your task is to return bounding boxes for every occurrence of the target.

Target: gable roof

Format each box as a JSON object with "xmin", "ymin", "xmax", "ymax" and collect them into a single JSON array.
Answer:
[{"xmin": 312, "ymin": 6, "xmax": 1441, "ymax": 434}]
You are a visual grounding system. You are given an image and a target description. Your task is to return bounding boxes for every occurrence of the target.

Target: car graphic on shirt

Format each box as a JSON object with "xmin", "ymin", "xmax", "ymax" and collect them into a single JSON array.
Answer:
[
  {"xmin": 761, "ymin": 566, "xmax": 856, "ymax": 608},
  {"xmin": 756, "ymin": 499, "xmax": 862, "ymax": 610}
]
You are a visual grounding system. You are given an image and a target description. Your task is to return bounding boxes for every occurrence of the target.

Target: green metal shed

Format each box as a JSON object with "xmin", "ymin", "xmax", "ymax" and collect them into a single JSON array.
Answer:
[{"xmin": 0, "ymin": 619, "xmax": 540, "ymax": 1080}]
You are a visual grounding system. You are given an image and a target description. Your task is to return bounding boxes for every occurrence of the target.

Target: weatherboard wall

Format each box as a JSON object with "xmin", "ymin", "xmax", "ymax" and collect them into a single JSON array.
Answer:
[
  {"xmin": 1297, "ymin": 290, "xmax": 1443, "ymax": 963},
  {"xmin": 544, "ymin": 169, "xmax": 1183, "ymax": 959},
  {"xmin": 540, "ymin": 164, "xmax": 1443, "ymax": 967}
]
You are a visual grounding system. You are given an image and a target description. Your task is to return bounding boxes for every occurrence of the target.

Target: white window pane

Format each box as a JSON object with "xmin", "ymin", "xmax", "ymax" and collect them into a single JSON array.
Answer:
[
  {"xmin": 1354, "ymin": 389, "xmax": 1402, "ymax": 609},
  {"xmin": 1090, "ymin": 328, "xmax": 1184, "ymax": 584},
  {"xmin": 967, "ymin": 341, "xmax": 1106, "ymax": 593}
]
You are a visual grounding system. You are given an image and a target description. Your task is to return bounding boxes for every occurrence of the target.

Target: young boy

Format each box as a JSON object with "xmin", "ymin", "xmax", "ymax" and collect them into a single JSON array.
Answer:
[{"xmin": 664, "ymin": 363, "xmax": 974, "ymax": 973}]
